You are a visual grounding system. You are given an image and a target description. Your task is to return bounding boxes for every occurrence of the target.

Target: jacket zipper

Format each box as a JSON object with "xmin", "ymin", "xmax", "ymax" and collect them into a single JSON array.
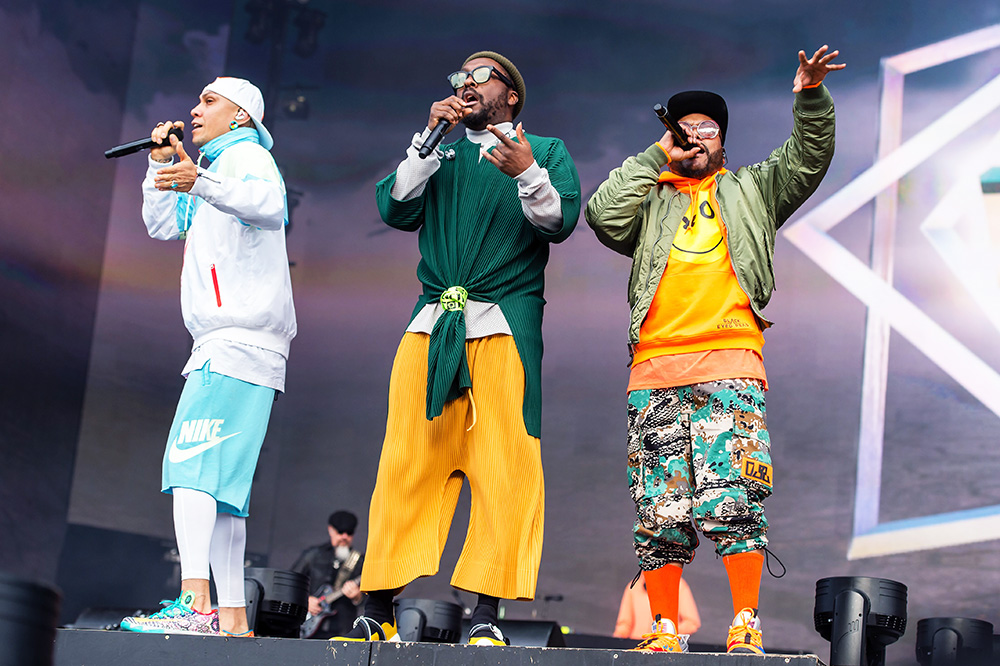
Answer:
[
  {"xmin": 210, "ymin": 264, "xmax": 222, "ymax": 307},
  {"xmin": 629, "ymin": 191, "xmax": 680, "ymax": 342},
  {"xmin": 718, "ymin": 194, "xmax": 769, "ymax": 326}
]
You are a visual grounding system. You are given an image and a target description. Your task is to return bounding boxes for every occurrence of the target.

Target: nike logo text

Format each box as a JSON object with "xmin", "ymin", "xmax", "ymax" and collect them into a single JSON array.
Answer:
[{"xmin": 168, "ymin": 418, "xmax": 242, "ymax": 463}]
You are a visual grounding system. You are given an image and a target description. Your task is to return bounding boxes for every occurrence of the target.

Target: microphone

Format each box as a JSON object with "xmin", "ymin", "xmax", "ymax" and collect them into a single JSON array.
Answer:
[
  {"xmin": 653, "ymin": 104, "xmax": 696, "ymax": 151},
  {"xmin": 105, "ymin": 127, "xmax": 184, "ymax": 159},
  {"xmin": 418, "ymin": 121, "xmax": 450, "ymax": 159}
]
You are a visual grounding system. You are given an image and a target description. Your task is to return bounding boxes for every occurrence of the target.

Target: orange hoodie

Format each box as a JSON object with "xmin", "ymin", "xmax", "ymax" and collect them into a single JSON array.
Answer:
[{"xmin": 632, "ymin": 170, "xmax": 764, "ymax": 366}]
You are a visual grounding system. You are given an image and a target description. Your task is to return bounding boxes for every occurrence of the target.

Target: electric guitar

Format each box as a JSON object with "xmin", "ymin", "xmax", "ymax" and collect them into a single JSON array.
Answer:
[{"xmin": 299, "ymin": 577, "xmax": 362, "ymax": 638}]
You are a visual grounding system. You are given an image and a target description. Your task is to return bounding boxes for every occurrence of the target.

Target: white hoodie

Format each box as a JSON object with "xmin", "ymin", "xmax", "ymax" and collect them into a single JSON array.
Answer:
[{"xmin": 141, "ymin": 141, "xmax": 296, "ymax": 388}]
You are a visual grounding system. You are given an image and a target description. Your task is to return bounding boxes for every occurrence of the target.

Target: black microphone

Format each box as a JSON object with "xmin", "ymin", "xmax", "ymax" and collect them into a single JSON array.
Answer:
[
  {"xmin": 653, "ymin": 104, "xmax": 696, "ymax": 151},
  {"xmin": 418, "ymin": 121, "xmax": 450, "ymax": 159},
  {"xmin": 105, "ymin": 127, "xmax": 184, "ymax": 159}
]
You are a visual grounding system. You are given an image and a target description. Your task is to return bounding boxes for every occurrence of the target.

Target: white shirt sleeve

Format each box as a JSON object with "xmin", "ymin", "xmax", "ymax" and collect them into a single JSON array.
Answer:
[
  {"xmin": 389, "ymin": 127, "xmax": 442, "ymax": 201},
  {"xmin": 515, "ymin": 161, "xmax": 563, "ymax": 232},
  {"xmin": 141, "ymin": 156, "xmax": 183, "ymax": 240},
  {"xmin": 188, "ymin": 168, "xmax": 286, "ymax": 231}
]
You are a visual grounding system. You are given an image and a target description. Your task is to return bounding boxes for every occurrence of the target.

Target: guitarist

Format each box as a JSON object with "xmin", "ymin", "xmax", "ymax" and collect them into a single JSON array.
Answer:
[{"xmin": 290, "ymin": 511, "xmax": 365, "ymax": 638}]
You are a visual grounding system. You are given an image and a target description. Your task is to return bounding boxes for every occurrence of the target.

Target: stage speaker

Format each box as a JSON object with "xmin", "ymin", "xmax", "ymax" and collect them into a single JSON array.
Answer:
[
  {"xmin": 0, "ymin": 572, "xmax": 61, "ymax": 666},
  {"xmin": 244, "ymin": 567, "xmax": 309, "ymax": 638},
  {"xmin": 916, "ymin": 617, "xmax": 994, "ymax": 665},
  {"xmin": 460, "ymin": 619, "xmax": 565, "ymax": 647},
  {"xmin": 396, "ymin": 598, "xmax": 462, "ymax": 643},
  {"xmin": 814, "ymin": 576, "xmax": 907, "ymax": 666}
]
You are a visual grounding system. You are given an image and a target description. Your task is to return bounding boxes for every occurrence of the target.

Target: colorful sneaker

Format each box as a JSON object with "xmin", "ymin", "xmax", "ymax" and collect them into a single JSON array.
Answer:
[
  {"xmin": 634, "ymin": 616, "xmax": 689, "ymax": 653},
  {"xmin": 331, "ymin": 616, "xmax": 398, "ymax": 642},
  {"xmin": 120, "ymin": 591, "xmax": 220, "ymax": 635},
  {"xmin": 727, "ymin": 607, "xmax": 764, "ymax": 654},
  {"xmin": 468, "ymin": 622, "xmax": 509, "ymax": 646}
]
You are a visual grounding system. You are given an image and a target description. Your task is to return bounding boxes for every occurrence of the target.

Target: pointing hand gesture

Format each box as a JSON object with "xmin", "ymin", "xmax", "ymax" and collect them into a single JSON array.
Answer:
[
  {"xmin": 154, "ymin": 135, "xmax": 198, "ymax": 193},
  {"xmin": 481, "ymin": 122, "xmax": 534, "ymax": 177},
  {"xmin": 793, "ymin": 45, "xmax": 845, "ymax": 93}
]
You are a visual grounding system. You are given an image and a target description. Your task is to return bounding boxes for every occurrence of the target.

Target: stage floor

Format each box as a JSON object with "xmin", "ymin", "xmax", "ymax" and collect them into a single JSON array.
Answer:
[{"xmin": 54, "ymin": 628, "xmax": 828, "ymax": 665}]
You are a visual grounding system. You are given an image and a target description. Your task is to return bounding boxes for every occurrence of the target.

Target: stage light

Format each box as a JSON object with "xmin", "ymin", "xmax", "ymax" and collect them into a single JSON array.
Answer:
[
  {"xmin": 814, "ymin": 576, "xmax": 907, "ymax": 666},
  {"xmin": 395, "ymin": 598, "xmax": 463, "ymax": 643},
  {"xmin": 244, "ymin": 0, "xmax": 275, "ymax": 45},
  {"xmin": 292, "ymin": 6, "xmax": 326, "ymax": 58},
  {"xmin": 0, "ymin": 571, "xmax": 61, "ymax": 666},
  {"xmin": 282, "ymin": 94, "xmax": 310, "ymax": 120},
  {"xmin": 244, "ymin": 567, "xmax": 309, "ymax": 638},
  {"xmin": 916, "ymin": 617, "xmax": 994, "ymax": 666}
]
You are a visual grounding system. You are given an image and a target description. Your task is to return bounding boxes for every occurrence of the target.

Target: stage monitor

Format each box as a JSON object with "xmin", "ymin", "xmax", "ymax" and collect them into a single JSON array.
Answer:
[{"xmin": 244, "ymin": 567, "xmax": 309, "ymax": 638}]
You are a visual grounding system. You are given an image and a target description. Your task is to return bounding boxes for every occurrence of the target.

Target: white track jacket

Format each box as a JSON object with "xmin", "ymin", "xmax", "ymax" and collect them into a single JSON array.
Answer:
[{"xmin": 141, "ymin": 142, "xmax": 296, "ymax": 364}]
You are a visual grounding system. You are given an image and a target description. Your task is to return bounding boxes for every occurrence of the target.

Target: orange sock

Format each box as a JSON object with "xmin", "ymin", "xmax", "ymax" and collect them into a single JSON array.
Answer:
[
  {"xmin": 723, "ymin": 551, "xmax": 764, "ymax": 617},
  {"xmin": 644, "ymin": 564, "xmax": 683, "ymax": 629}
]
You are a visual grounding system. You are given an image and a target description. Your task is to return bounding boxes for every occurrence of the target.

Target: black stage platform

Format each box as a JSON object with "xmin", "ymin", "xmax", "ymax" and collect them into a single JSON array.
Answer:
[{"xmin": 54, "ymin": 628, "xmax": 828, "ymax": 665}]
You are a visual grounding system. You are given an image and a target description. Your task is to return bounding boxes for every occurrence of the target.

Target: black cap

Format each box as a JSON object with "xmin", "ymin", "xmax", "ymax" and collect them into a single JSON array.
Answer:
[
  {"xmin": 328, "ymin": 510, "xmax": 358, "ymax": 535},
  {"xmin": 667, "ymin": 90, "xmax": 728, "ymax": 145}
]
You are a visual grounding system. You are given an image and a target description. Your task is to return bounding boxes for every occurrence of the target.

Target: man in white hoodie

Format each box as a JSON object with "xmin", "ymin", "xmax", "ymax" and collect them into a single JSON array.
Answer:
[{"xmin": 120, "ymin": 77, "xmax": 295, "ymax": 638}]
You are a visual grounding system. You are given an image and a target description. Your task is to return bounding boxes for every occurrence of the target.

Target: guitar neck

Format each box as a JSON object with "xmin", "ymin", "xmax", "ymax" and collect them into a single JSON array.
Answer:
[{"xmin": 322, "ymin": 577, "xmax": 361, "ymax": 604}]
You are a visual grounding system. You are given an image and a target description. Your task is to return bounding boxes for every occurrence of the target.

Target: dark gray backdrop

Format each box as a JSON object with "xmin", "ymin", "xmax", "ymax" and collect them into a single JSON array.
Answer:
[{"xmin": 2, "ymin": 1, "xmax": 1000, "ymax": 662}]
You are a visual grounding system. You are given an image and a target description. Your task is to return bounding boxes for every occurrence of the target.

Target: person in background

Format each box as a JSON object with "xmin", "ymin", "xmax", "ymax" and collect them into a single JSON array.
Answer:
[
  {"xmin": 291, "ymin": 511, "xmax": 365, "ymax": 638},
  {"xmin": 614, "ymin": 573, "xmax": 700, "ymax": 640}
]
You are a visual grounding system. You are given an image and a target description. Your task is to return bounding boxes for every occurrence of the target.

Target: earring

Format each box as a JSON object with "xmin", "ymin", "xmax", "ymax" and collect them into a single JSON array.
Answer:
[{"xmin": 229, "ymin": 120, "xmax": 239, "ymax": 130}]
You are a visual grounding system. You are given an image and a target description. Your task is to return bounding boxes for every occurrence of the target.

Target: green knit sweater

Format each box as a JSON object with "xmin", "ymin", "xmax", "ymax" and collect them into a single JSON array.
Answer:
[{"xmin": 375, "ymin": 132, "xmax": 581, "ymax": 437}]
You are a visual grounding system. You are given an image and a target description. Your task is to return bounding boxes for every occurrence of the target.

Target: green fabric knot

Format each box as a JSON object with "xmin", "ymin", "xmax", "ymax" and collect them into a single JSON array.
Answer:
[
  {"xmin": 440, "ymin": 286, "xmax": 468, "ymax": 312},
  {"xmin": 426, "ymin": 307, "xmax": 470, "ymax": 421}
]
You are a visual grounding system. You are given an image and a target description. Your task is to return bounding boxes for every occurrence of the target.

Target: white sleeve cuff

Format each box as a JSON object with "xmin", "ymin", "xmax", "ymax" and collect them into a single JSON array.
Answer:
[
  {"xmin": 516, "ymin": 161, "xmax": 563, "ymax": 232},
  {"xmin": 390, "ymin": 127, "xmax": 442, "ymax": 201}
]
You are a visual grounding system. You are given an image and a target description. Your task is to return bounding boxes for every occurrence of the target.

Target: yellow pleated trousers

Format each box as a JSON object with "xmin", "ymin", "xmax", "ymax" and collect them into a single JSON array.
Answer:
[{"xmin": 361, "ymin": 332, "xmax": 544, "ymax": 601}]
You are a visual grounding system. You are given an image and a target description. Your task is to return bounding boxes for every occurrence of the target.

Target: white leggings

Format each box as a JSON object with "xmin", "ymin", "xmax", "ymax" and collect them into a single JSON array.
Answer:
[{"xmin": 172, "ymin": 487, "xmax": 247, "ymax": 607}]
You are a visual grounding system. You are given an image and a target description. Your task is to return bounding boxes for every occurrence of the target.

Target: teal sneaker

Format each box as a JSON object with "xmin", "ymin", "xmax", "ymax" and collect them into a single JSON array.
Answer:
[{"xmin": 120, "ymin": 591, "xmax": 220, "ymax": 635}]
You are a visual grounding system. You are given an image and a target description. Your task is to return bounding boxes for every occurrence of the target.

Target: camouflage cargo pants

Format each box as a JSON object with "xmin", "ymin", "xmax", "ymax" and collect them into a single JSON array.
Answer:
[{"xmin": 627, "ymin": 379, "xmax": 772, "ymax": 569}]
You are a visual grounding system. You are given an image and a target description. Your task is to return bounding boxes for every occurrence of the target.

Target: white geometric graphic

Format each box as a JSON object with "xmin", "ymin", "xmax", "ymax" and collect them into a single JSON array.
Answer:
[{"xmin": 781, "ymin": 25, "xmax": 1000, "ymax": 560}]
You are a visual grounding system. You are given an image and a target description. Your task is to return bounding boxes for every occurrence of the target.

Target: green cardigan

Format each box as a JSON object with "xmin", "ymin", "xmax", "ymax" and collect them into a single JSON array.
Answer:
[{"xmin": 375, "ymin": 132, "xmax": 581, "ymax": 437}]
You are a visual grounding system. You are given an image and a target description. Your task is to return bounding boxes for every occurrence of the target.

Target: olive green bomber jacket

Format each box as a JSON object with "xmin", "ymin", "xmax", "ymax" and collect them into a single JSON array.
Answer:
[{"xmin": 585, "ymin": 84, "xmax": 836, "ymax": 350}]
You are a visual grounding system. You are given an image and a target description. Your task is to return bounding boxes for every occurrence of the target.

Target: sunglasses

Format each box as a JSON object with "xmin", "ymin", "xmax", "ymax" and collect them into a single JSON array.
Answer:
[
  {"xmin": 678, "ymin": 120, "xmax": 721, "ymax": 140},
  {"xmin": 447, "ymin": 65, "xmax": 514, "ymax": 91}
]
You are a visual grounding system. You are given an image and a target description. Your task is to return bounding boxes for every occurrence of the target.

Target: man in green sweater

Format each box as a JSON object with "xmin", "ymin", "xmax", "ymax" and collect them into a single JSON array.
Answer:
[
  {"xmin": 585, "ymin": 46, "xmax": 844, "ymax": 654},
  {"xmin": 339, "ymin": 51, "xmax": 580, "ymax": 645}
]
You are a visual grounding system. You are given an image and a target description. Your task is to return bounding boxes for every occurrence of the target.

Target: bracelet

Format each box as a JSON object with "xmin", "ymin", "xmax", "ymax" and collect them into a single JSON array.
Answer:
[
  {"xmin": 152, "ymin": 157, "xmax": 172, "ymax": 164},
  {"xmin": 655, "ymin": 142, "xmax": 673, "ymax": 164}
]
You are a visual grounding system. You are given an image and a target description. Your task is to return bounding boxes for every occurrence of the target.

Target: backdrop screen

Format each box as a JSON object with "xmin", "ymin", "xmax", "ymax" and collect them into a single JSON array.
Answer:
[{"xmin": 3, "ymin": 1, "xmax": 1000, "ymax": 661}]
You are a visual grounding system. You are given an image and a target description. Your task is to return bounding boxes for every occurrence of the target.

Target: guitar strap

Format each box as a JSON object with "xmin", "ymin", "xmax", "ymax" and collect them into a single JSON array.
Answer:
[{"xmin": 333, "ymin": 550, "xmax": 361, "ymax": 591}]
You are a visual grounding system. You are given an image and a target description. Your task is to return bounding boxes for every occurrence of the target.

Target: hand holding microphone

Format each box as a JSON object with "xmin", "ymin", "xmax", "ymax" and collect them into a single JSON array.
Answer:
[
  {"xmin": 653, "ymin": 105, "xmax": 697, "ymax": 151},
  {"xmin": 653, "ymin": 104, "xmax": 702, "ymax": 164},
  {"xmin": 419, "ymin": 97, "xmax": 470, "ymax": 159},
  {"xmin": 104, "ymin": 121, "xmax": 185, "ymax": 159}
]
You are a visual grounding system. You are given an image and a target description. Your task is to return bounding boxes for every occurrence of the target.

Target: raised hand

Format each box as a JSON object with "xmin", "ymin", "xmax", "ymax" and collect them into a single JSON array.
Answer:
[
  {"xmin": 153, "ymin": 136, "xmax": 198, "ymax": 193},
  {"xmin": 481, "ymin": 122, "xmax": 535, "ymax": 177},
  {"xmin": 793, "ymin": 45, "xmax": 846, "ymax": 93}
]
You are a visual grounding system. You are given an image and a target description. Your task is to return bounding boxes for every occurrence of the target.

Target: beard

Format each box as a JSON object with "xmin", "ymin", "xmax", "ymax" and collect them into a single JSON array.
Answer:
[
  {"xmin": 461, "ymin": 93, "xmax": 508, "ymax": 131},
  {"xmin": 334, "ymin": 545, "xmax": 350, "ymax": 561},
  {"xmin": 672, "ymin": 145, "xmax": 725, "ymax": 179}
]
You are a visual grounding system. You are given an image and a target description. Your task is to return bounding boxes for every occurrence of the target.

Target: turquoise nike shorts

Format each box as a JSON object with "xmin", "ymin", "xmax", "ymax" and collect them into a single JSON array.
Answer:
[{"xmin": 161, "ymin": 362, "xmax": 275, "ymax": 517}]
